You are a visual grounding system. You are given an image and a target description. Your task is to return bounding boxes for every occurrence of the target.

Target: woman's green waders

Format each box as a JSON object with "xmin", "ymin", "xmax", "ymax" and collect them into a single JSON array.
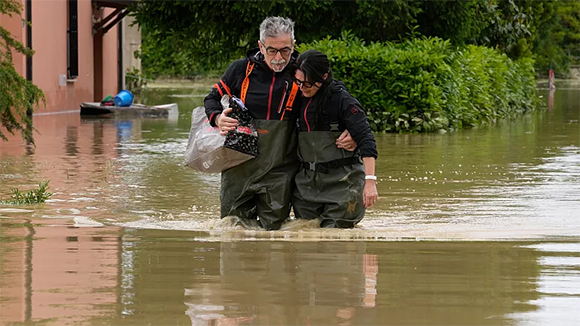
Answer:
[
  {"xmin": 293, "ymin": 131, "xmax": 366, "ymax": 228},
  {"xmin": 220, "ymin": 120, "xmax": 300, "ymax": 230}
]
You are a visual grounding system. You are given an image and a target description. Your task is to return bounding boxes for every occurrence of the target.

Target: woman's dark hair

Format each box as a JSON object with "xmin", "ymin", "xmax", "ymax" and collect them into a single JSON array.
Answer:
[
  {"xmin": 297, "ymin": 49, "xmax": 333, "ymax": 86},
  {"xmin": 296, "ymin": 50, "xmax": 335, "ymax": 128}
]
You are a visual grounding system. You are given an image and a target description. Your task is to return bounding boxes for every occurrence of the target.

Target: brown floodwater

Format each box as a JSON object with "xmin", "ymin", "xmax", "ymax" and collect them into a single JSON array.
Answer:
[{"xmin": 1, "ymin": 80, "xmax": 579, "ymax": 325}]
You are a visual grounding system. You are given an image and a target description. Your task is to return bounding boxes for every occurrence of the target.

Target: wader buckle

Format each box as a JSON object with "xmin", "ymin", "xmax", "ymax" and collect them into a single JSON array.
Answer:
[
  {"xmin": 303, "ymin": 161, "xmax": 328, "ymax": 173},
  {"xmin": 303, "ymin": 157, "xmax": 361, "ymax": 174},
  {"xmin": 309, "ymin": 162, "xmax": 316, "ymax": 171}
]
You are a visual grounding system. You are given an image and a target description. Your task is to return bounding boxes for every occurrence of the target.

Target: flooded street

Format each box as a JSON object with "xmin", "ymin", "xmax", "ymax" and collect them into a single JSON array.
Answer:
[{"xmin": 1, "ymin": 81, "xmax": 579, "ymax": 325}]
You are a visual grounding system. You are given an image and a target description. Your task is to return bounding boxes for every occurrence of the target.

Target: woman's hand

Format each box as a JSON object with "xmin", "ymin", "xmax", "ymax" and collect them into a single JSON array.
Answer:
[
  {"xmin": 336, "ymin": 130, "xmax": 357, "ymax": 151},
  {"xmin": 216, "ymin": 108, "xmax": 239, "ymax": 135},
  {"xmin": 363, "ymin": 180, "xmax": 378, "ymax": 208}
]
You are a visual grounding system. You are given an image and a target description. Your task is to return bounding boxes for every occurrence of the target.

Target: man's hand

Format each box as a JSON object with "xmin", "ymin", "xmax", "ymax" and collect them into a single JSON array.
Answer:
[
  {"xmin": 363, "ymin": 180, "xmax": 378, "ymax": 208},
  {"xmin": 336, "ymin": 130, "xmax": 357, "ymax": 151},
  {"xmin": 216, "ymin": 108, "xmax": 239, "ymax": 135}
]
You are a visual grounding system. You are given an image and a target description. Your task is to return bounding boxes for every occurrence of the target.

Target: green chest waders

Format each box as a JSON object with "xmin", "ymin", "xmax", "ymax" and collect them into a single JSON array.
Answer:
[
  {"xmin": 220, "ymin": 119, "xmax": 299, "ymax": 230},
  {"xmin": 293, "ymin": 131, "xmax": 366, "ymax": 228}
]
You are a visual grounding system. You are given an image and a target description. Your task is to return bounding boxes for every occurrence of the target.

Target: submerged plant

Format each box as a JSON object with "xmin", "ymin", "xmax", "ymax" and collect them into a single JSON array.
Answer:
[{"xmin": 1, "ymin": 180, "xmax": 53, "ymax": 205}]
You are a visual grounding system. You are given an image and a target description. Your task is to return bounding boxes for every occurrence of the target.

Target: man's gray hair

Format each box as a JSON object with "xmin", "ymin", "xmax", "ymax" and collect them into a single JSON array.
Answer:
[{"xmin": 259, "ymin": 16, "xmax": 295, "ymax": 42}]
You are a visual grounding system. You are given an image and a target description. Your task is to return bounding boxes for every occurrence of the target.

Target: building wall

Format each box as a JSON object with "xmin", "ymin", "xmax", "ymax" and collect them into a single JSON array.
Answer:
[
  {"xmin": 0, "ymin": 0, "xmax": 25, "ymax": 77},
  {"xmin": 31, "ymin": 0, "xmax": 96, "ymax": 113},
  {"xmin": 101, "ymin": 8, "xmax": 120, "ymax": 100},
  {"xmin": 1, "ymin": 0, "xmax": 122, "ymax": 113},
  {"xmin": 122, "ymin": 16, "xmax": 142, "ymax": 90}
]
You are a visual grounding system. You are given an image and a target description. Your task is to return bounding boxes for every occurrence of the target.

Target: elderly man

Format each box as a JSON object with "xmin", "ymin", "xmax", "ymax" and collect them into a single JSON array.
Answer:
[{"xmin": 204, "ymin": 17, "xmax": 354, "ymax": 230}]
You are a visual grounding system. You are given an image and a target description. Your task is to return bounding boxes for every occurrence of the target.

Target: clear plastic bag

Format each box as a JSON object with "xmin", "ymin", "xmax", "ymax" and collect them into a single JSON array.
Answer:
[{"xmin": 184, "ymin": 96, "xmax": 256, "ymax": 173}]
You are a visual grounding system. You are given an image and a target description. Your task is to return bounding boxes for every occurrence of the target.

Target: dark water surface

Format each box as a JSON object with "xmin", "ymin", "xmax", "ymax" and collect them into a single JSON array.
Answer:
[{"xmin": 1, "ymin": 81, "xmax": 579, "ymax": 325}]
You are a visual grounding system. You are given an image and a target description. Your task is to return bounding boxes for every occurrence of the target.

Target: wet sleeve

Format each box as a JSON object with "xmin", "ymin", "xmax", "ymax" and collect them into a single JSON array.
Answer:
[
  {"xmin": 341, "ymin": 98, "xmax": 378, "ymax": 159},
  {"xmin": 204, "ymin": 61, "xmax": 243, "ymax": 127}
]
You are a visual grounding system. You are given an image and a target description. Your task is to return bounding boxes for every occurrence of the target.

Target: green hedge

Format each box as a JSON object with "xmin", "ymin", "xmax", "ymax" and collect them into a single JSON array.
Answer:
[{"xmin": 297, "ymin": 33, "xmax": 538, "ymax": 132}]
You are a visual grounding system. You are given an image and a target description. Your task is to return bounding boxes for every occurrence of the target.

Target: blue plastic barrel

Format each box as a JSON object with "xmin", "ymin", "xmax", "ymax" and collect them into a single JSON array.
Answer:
[{"xmin": 114, "ymin": 90, "xmax": 134, "ymax": 107}]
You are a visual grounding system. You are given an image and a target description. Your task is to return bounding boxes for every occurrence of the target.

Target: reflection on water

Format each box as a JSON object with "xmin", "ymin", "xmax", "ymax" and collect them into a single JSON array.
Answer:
[
  {"xmin": 2, "ymin": 223, "xmax": 580, "ymax": 325},
  {"xmin": 508, "ymin": 243, "xmax": 580, "ymax": 325},
  {"xmin": 182, "ymin": 241, "xmax": 379, "ymax": 326},
  {"xmin": 0, "ymin": 220, "xmax": 122, "ymax": 325}
]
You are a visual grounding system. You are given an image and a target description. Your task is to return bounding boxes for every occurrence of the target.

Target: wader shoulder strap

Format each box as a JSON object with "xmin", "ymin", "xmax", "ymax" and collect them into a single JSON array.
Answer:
[
  {"xmin": 280, "ymin": 82, "xmax": 299, "ymax": 120},
  {"xmin": 240, "ymin": 61, "xmax": 255, "ymax": 103},
  {"xmin": 213, "ymin": 80, "xmax": 232, "ymax": 98},
  {"xmin": 327, "ymin": 89, "xmax": 345, "ymax": 131}
]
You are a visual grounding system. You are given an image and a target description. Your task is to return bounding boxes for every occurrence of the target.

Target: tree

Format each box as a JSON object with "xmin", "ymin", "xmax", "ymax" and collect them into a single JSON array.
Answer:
[
  {"xmin": 132, "ymin": 0, "xmax": 569, "ymax": 77},
  {"xmin": 415, "ymin": 0, "xmax": 489, "ymax": 45},
  {"xmin": 131, "ymin": 0, "xmax": 422, "ymax": 76},
  {"xmin": 558, "ymin": 0, "xmax": 580, "ymax": 65},
  {"xmin": 0, "ymin": 0, "xmax": 44, "ymax": 143},
  {"xmin": 477, "ymin": 0, "xmax": 557, "ymax": 60}
]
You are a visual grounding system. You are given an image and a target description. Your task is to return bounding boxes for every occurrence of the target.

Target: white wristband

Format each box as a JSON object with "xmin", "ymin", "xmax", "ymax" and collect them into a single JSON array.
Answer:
[{"xmin": 365, "ymin": 175, "xmax": 377, "ymax": 181}]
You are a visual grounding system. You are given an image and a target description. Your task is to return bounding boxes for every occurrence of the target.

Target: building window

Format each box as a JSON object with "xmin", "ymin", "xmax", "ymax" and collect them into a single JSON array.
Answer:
[{"xmin": 67, "ymin": 0, "xmax": 78, "ymax": 79}]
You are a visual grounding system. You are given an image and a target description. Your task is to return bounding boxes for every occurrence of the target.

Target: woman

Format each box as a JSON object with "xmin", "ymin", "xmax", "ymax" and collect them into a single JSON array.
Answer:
[{"xmin": 292, "ymin": 49, "xmax": 378, "ymax": 228}]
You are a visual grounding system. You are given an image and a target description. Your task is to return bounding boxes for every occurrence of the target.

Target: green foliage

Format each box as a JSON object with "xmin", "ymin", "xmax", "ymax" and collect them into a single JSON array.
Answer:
[
  {"xmin": 297, "ymin": 34, "xmax": 538, "ymax": 133},
  {"xmin": 125, "ymin": 67, "xmax": 148, "ymax": 94},
  {"xmin": 556, "ymin": 0, "xmax": 580, "ymax": 65},
  {"xmin": 131, "ymin": 0, "xmax": 422, "ymax": 77},
  {"xmin": 133, "ymin": 0, "xmax": 578, "ymax": 80},
  {"xmin": 415, "ymin": 0, "xmax": 568, "ymax": 76},
  {"xmin": 132, "ymin": 0, "xmax": 572, "ymax": 77},
  {"xmin": 1, "ymin": 180, "xmax": 53, "ymax": 205},
  {"xmin": 534, "ymin": 0, "xmax": 580, "ymax": 77},
  {"xmin": 415, "ymin": 0, "xmax": 489, "ymax": 45},
  {"xmin": 476, "ymin": 0, "xmax": 545, "ymax": 58},
  {"xmin": 0, "ymin": 0, "xmax": 45, "ymax": 143}
]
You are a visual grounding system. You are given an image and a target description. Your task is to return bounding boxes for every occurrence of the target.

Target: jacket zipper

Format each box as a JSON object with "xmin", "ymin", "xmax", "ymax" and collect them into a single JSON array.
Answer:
[
  {"xmin": 266, "ymin": 74, "xmax": 276, "ymax": 120},
  {"xmin": 277, "ymin": 81, "xmax": 289, "ymax": 114},
  {"xmin": 304, "ymin": 98, "xmax": 313, "ymax": 132}
]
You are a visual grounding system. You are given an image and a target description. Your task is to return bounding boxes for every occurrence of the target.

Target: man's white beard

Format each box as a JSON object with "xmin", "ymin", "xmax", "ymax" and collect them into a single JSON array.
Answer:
[{"xmin": 271, "ymin": 59, "xmax": 286, "ymax": 72}]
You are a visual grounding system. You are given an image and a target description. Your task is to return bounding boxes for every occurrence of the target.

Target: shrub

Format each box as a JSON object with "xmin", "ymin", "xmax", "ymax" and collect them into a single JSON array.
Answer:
[{"xmin": 297, "ymin": 33, "xmax": 538, "ymax": 132}]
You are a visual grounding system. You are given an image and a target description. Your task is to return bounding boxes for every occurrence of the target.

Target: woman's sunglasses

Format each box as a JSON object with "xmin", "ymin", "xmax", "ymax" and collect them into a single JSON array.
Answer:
[{"xmin": 292, "ymin": 76, "xmax": 320, "ymax": 88}]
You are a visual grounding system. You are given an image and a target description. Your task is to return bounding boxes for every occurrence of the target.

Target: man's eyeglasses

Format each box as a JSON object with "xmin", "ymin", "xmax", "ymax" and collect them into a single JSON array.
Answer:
[
  {"xmin": 263, "ymin": 46, "xmax": 293, "ymax": 57},
  {"xmin": 292, "ymin": 76, "xmax": 320, "ymax": 88}
]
